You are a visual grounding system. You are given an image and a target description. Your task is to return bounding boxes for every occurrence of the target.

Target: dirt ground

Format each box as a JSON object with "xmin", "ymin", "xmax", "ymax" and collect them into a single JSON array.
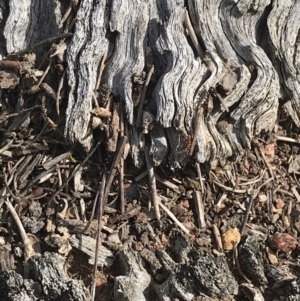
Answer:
[{"xmin": 0, "ymin": 91, "xmax": 300, "ymax": 301}]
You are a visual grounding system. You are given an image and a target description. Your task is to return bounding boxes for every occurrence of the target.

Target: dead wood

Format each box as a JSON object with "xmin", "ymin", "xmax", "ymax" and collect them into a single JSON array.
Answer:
[
  {"xmin": 1, "ymin": 0, "xmax": 294, "ymax": 169},
  {"xmin": 0, "ymin": 252, "xmax": 91, "ymax": 301}
]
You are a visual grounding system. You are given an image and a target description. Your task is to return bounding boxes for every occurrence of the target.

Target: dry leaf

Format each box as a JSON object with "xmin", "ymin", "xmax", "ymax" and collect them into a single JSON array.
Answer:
[
  {"xmin": 268, "ymin": 233, "xmax": 298, "ymax": 253},
  {"xmin": 222, "ymin": 228, "xmax": 241, "ymax": 251}
]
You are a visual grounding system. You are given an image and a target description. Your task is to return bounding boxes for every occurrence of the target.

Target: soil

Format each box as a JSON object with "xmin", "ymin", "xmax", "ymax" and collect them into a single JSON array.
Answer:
[{"xmin": 1, "ymin": 93, "xmax": 300, "ymax": 301}]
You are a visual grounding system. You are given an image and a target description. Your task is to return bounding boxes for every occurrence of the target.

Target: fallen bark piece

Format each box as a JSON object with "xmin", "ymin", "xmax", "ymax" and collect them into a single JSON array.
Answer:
[
  {"xmin": 239, "ymin": 234, "xmax": 268, "ymax": 285},
  {"xmin": 70, "ymin": 234, "xmax": 115, "ymax": 267},
  {"xmin": 240, "ymin": 283, "xmax": 265, "ymax": 301},
  {"xmin": 0, "ymin": 70, "xmax": 19, "ymax": 89},
  {"xmin": 0, "ymin": 244, "xmax": 15, "ymax": 272},
  {"xmin": 113, "ymin": 248, "xmax": 152, "ymax": 301},
  {"xmin": 0, "ymin": 252, "xmax": 91, "ymax": 301},
  {"xmin": 155, "ymin": 234, "xmax": 238, "ymax": 300}
]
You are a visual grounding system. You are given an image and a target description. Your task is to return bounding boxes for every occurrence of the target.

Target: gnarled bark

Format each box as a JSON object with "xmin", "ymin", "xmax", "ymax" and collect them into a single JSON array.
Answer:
[{"xmin": 1, "ymin": 0, "xmax": 299, "ymax": 169}]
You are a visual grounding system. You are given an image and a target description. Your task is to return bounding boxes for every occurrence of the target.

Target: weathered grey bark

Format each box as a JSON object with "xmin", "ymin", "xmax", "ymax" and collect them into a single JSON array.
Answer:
[
  {"xmin": 0, "ymin": 1, "xmax": 299, "ymax": 169},
  {"xmin": 0, "ymin": 252, "xmax": 91, "ymax": 301},
  {"xmin": 114, "ymin": 235, "xmax": 238, "ymax": 301}
]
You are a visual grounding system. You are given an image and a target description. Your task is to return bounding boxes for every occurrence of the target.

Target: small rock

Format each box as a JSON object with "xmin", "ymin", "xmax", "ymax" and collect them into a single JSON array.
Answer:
[
  {"xmin": 274, "ymin": 198, "xmax": 285, "ymax": 209},
  {"xmin": 258, "ymin": 194, "xmax": 267, "ymax": 203},
  {"xmin": 266, "ymin": 247, "xmax": 278, "ymax": 265},
  {"xmin": 239, "ymin": 235, "xmax": 268, "ymax": 285},
  {"xmin": 262, "ymin": 143, "xmax": 275, "ymax": 157},
  {"xmin": 222, "ymin": 228, "xmax": 241, "ymax": 251},
  {"xmin": 268, "ymin": 233, "xmax": 298, "ymax": 253}
]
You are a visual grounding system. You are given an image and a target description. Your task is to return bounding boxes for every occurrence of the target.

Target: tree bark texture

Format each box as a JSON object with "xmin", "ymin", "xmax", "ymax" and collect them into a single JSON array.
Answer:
[{"xmin": 1, "ymin": 0, "xmax": 299, "ymax": 169}]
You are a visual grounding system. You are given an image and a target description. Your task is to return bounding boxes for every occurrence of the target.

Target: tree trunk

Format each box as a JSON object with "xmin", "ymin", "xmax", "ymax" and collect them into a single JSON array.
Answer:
[{"xmin": 0, "ymin": 0, "xmax": 299, "ymax": 169}]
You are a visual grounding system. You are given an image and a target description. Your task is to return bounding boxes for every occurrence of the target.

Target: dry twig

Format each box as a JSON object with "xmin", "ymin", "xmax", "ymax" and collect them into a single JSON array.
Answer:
[
  {"xmin": 212, "ymin": 224, "xmax": 223, "ymax": 251},
  {"xmin": 193, "ymin": 190, "xmax": 206, "ymax": 229},
  {"xmin": 291, "ymin": 186, "xmax": 300, "ymax": 203},
  {"xmin": 48, "ymin": 140, "xmax": 102, "ymax": 203},
  {"xmin": 196, "ymin": 162, "xmax": 204, "ymax": 193},
  {"xmin": 189, "ymin": 107, "xmax": 204, "ymax": 156},
  {"xmin": 4, "ymin": 198, "xmax": 40, "ymax": 266},
  {"xmin": 145, "ymin": 146, "xmax": 160, "ymax": 220},
  {"xmin": 91, "ymin": 172, "xmax": 106, "ymax": 301},
  {"xmin": 136, "ymin": 65, "xmax": 154, "ymax": 127},
  {"xmin": 103, "ymin": 136, "xmax": 128, "ymax": 203},
  {"xmin": 95, "ymin": 54, "xmax": 107, "ymax": 91},
  {"xmin": 119, "ymin": 107, "xmax": 127, "ymax": 239},
  {"xmin": 158, "ymin": 198, "xmax": 190, "ymax": 235}
]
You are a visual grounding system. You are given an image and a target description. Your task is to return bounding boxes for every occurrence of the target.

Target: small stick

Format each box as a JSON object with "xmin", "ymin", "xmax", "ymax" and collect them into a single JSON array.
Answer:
[
  {"xmin": 89, "ymin": 188, "xmax": 100, "ymax": 222},
  {"xmin": 56, "ymin": 69, "xmax": 67, "ymax": 116},
  {"xmin": 276, "ymin": 135, "xmax": 300, "ymax": 144},
  {"xmin": 216, "ymin": 192, "xmax": 227, "ymax": 208},
  {"xmin": 196, "ymin": 162, "xmax": 204, "ymax": 193},
  {"xmin": 95, "ymin": 54, "xmax": 107, "ymax": 91},
  {"xmin": 79, "ymin": 198, "xmax": 87, "ymax": 222},
  {"xmin": 91, "ymin": 172, "xmax": 106, "ymax": 301},
  {"xmin": 136, "ymin": 65, "xmax": 154, "ymax": 127},
  {"xmin": 59, "ymin": 1, "xmax": 73, "ymax": 27},
  {"xmin": 19, "ymin": 153, "xmax": 42, "ymax": 183},
  {"xmin": 276, "ymin": 188, "xmax": 294, "ymax": 197},
  {"xmin": 213, "ymin": 179, "xmax": 247, "ymax": 194},
  {"xmin": 11, "ymin": 33, "xmax": 73, "ymax": 56},
  {"xmin": 103, "ymin": 136, "xmax": 128, "ymax": 203},
  {"xmin": 3, "ymin": 188, "xmax": 39, "ymax": 263},
  {"xmin": 158, "ymin": 200, "xmax": 189, "ymax": 235},
  {"xmin": 145, "ymin": 146, "xmax": 160, "ymax": 220},
  {"xmin": 211, "ymin": 89, "xmax": 229, "ymax": 112},
  {"xmin": 193, "ymin": 190, "xmax": 206, "ymax": 229},
  {"xmin": 257, "ymin": 144, "xmax": 274, "ymax": 181},
  {"xmin": 212, "ymin": 224, "xmax": 223, "ymax": 251},
  {"xmin": 189, "ymin": 107, "xmax": 204, "ymax": 156},
  {"xmin": 154, "ymin": 174, "xmax": 181, "ymax": 194},
  {"xmin": 240, "ymin": 177, "xmax": 273, "ymax": 234},
  {"xmin": 4, "ymin": 174, "xmax": 22, "ymax": 202},
  {"xmin": 184, "ymin": 9, "xmax": 205, "ymax": 59},
  {"xmin": 34, "ymin": 62, "xmax": 51, "ymax": 90},
  {"xmin": 134, "ymin": 170, "xmax": 148, "ymax": 182},
  {"xmin": 267, "ymin": 190, "xmax": 273, "ymax": 221},
  {"xmin": 48, "ymin": 140, "xmax": 102, "ymax": 203},
  {"xmin": 42, "ymin": 151, "xmax": 72, "ymax": 170},
  {"xmin": 0, "ymin": 60, "xmax": 24, "ymax": 71},
  {"xmin": 119, "ymin": 104, "xmax": 126, "ymax": 239},
  {"xmin": 146, "ymin": 223, "xmax": 162, "ymax": 245},
  {"xmin": 240, "ymin": 196, "xmax": 254, "ymax": 235},
  {"xmin": 291, "ymin": 186, "xmax": 300, "ymax": 203}
]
